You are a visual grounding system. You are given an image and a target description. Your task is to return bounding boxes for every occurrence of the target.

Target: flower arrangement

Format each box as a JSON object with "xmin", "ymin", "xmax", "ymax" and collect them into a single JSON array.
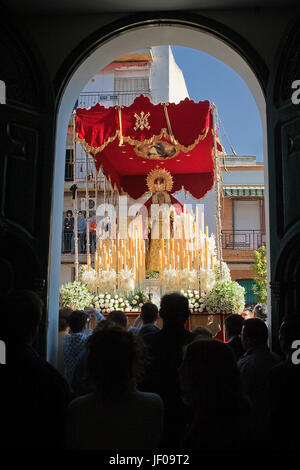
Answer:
[
  {"xmin": 119, "ymin": 269, "xmax": 135, "ymax": 293},
  {"xmin": 146, "ymin": 270, "xmax": 160, "ymax": 279},
  {"xmin": 199, "ymin": 267, "xmax": 216, "ymax": 294},
  {"xmin": 180, "ymin": 289, "xmax": 205, "ymax": 312},
  {"xmin": 161, "ymin": 268, "xmax": 179, "ymax": 293},
  {"xmin": 214, "ymin": 261, "xmax": 231, "ymax": 283},
  {"xmin": 126, "ymin": 290, "xmax": 148, "ymax": 312},
  {"xmin": 60, "ymin": 281, "xmax": 94, "ymax": 310},
  {"xmin": 79, "ymin": 265, "xmax": 98, "ymax": 293},
  {"xmin": 202, "ymin": 280, "xmax": 245, "ymax": 314},
  {"xmin": 93, "ymin": 293, "xmax": 132, "ymax": 313},
  {"xmin": 97, "ymin": 269, "xmax": 117, "ymax": 294},
  {"xmin": 180, "ymin": 268, "xmax": 198, "ymax": 291}
]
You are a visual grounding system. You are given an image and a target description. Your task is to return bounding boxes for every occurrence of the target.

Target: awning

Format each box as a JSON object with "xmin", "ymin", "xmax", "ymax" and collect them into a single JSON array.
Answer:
[
  {"xmin": 76, "ymin": 95, "xmax": 223, "ymax": 199},
  {"xmin": 222, "ymin": 186, "xmax": 264, "ymax": 197}
]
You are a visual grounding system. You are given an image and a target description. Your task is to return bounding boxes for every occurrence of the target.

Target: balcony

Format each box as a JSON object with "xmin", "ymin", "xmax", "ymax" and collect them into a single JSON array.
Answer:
[
  {"xmin": 222, "ymin": 230, "xmax": 265, "ymax": 251},
  {"xmin": 76, "ymin": 90, "xmax": 151, "ymax": 109}
]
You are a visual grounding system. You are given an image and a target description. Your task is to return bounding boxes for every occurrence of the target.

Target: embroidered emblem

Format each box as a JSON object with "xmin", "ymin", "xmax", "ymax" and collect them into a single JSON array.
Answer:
[{"xmin": 134, "ymin": 111, "xmax": 150, "ymax": 131}]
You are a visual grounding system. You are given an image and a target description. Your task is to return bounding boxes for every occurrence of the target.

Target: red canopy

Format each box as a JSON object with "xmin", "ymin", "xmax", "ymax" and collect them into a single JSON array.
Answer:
[{"xmin": 76, "ymin": 95, "xmax": 222, "ymax": 199}]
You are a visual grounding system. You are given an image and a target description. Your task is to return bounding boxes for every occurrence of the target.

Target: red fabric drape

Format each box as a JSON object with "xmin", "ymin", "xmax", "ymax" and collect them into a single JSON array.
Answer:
[{"xmin": 76, "ymin": 95, "xmax": 221, "ymax": 199}]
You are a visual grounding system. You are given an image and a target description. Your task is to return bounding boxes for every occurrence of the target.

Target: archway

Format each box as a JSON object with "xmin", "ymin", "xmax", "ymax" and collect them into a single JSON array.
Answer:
[{"xmin": 48, "ymin": 22, "xmax": 268, "ymax": 364}]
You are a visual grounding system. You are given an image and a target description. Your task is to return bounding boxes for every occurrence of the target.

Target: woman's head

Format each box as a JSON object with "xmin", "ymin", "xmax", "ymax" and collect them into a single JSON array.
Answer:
[
  {"xmin": 86, "ymin": 326, "xmax": 148, "ymax": 399},
  {"xmin": 66, "ymin": 210, "xmax": 73, "ymax": 217}
]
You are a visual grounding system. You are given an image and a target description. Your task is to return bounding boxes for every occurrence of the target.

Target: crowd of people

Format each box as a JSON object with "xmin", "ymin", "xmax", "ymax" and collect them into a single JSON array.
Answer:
[
  {"xmin": 1, "ymin": 290, "xmax": 300, "ymax": 451},
  {"xmin": 62, "ymin": 210, "xmax": 111, "ymax": 254}
]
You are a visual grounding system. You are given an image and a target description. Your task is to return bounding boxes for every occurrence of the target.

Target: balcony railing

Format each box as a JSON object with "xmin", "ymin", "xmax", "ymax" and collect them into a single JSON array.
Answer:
[
  {"xmin": 77, "ymin": 90, "xmax": 151, "ymax": 109},
  {"xmin": 222, "ymin": 230, "xmax": 265, "ymax": 250}
]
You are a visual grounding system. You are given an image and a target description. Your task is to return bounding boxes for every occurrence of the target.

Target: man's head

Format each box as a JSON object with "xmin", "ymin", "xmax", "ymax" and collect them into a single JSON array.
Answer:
[
  {"xmin": 159, "ymin": 292, "xmax": 190, "ymax": 327},
  {"xmin": 1, "ymin": 290, "xmax": 43, "ymax": 344},
  {"xmin": 107, "ymin": 310, "xmax": 127, "ymax": 329},
  {"xmin": 141, "ymin": 302, "xmax": 158, "ymax": 325},
  {"xmin": 78, "ymin": 211, "xmax": 83, "ymax": 218},
  {"xmin": 279, "ymin": 315, "xmax": 300, "ymax": 357},
  {"xmin": 241, "ymin": 318, "xmax": 269, "ymax": 351},
  {"xmin": 253, "ymin": 303, "xmax": 267, "ymax": 321},
  {"xmin": 68, "ymin": 310, "xmax": 89, "ymax": 333},
  {"xmin": 225, "ymin": 314, "xmax": 245, "ymax": 340},
  {"xmin": 59, "ymin": 307, "xmax": 73, "ymax": 332}
]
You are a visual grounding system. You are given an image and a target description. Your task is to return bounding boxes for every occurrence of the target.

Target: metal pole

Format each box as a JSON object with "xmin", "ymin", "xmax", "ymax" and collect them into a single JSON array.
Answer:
[
  {"xmin": 85, "ymin": 152, "xmax": 91, "ymax": 268},
  {"xmin": 212, "ymin": 103, "xmax": 223, "ymax": 279},
  {"xmin": 72, "ymin": 112, "xmax": 79, "ymax": 281}
]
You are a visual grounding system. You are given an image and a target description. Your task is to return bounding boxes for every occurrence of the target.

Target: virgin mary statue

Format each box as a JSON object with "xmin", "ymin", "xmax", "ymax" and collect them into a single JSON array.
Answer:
[{"xmin": 144, "ymin": 168, "xmax": 183, "ymax": 272}]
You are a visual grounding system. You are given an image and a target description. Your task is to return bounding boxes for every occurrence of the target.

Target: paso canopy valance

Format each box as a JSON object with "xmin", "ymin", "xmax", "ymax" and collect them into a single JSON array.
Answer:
[{"xmin": 76, "ymin": 95, "xmax": 222, "ymax": 199}]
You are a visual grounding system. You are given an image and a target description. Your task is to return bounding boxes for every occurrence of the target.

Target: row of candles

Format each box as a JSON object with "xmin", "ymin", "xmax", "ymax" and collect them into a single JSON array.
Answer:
[{"xmin": 91, "ymin": 208, "xmax": 214, "ymax": 288}]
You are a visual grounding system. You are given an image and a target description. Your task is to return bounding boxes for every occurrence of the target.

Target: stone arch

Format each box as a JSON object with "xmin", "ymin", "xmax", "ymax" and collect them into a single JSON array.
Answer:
[{"xmin": 48, "ymin": 15, "xmax": 268, "ymax": 363}]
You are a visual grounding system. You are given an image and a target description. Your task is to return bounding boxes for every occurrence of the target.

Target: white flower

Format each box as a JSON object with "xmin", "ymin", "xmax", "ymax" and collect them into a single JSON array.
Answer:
[
  {"xmin": 194, "ymin": 303, "xmax": 199, "ymax": 308},
  {"xmin": 195, "ymin": 295, "xmax": 199, "ymax": 299},
  {"xmin": 139, "ymin": 303, "xmax": 143, "ymax": 307},
  {"xmin": 135, "ymin": 295, "xmax": 139, "ymax": 299},
  {"xmin": 115, "ymin": 295, "xmax": 119, "ymax": 299},
  {"xmin": 99, "ymin": 294, "xmax": 104, "ymax": 298},
  {"xmin": 194, "ymin": 308, "xmax": 198, "ymax": 312},
  {"xmin": 132, "ymin": 300, "xmax": 137, "ymax": 305}
]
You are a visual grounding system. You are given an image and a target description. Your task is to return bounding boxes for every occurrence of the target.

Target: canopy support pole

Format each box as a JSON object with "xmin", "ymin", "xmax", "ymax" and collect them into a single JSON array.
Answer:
[
  {"xmin": 85, "ymin": 152, "xmax": 91, "ymax": 269},
  {"xmin": 72, "ymin": 112, "xmax": 79, "ymax": 281},
  {"xmin": 212, "ymin": 103, "xmax": 223, "ymax": 279}
]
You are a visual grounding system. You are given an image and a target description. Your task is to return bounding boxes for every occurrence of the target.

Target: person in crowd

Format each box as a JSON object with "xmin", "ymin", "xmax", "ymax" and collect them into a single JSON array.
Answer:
[
  {"xmin": 268, "ymin": 315, "xmax": 300, "ymax": 450},
  {"xmin": 67, "ymin": 326, "xmax": 163, "ymax": 449},
  {"xmin": 0, "ymin": 290, "xmax": 71, "ymax": 449},
  {"xmin": 179, "ymin": 339, "xmax": 254, "ymax": 450},
  {"xmin": 129, "ymin": 303, "xmax": 161, "ymax": 336},
  {"xmin": 57, "ymin": 307, "xmax": 73, "ymax": 376},
  {"xmin": 84, "ymin": 306, "xmax": 106, "ymax": 326},
  {"xmin": 191, "ymin": 326, "xmax": 213, "ymax": 340},
  {"xmin": 89, "ymin": 213, "xmax": 97, "ymax": 254},
  {"xmin": 98, "ymin": 211, "xmax": 112, "ymax": 240},
  {"xmin": 140, "ymin": 292, "xmax": 194, "ymax": 449},
  {"xmin": 107, "ymin": 310, "xmax": 127, "ymax": 329},
  {"xmin": 252, "ymin": 303, "xmax": 267, "ymax": 321},
  {"xmin": 238, "ymin": 318, "xmax": 281, "ymax": 442},
  {"xmin": 224, "ymin": 314, "xmax": 245, "ymax": 361},
  {"xmin": 63, "ymin": 210, "xmax": 74, "ymax": 253},
  {"xmin": 63, "ymin": 310, "xmax": 91, "ymax": 391},
  {"xmin": 77, "ymin": 210, "xmax": 87, "ymax": 253}
]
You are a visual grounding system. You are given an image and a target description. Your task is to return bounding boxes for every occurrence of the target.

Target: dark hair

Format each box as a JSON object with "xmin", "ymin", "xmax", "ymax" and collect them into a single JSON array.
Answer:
[
  {"xmin": 180, "ymin": 339, "xmax": 249, "ymax": 449},
  {"xmin": 160, "ymin": 292, "xmax": 190, "ymax": 325},
  {"xmin": 280, "ymin": 315, "xmax": 300, "ymax": 352},
  {"xmin": 59, "ymin": 307, "xmax": 73, "ymax": 331},
  {"xmin": 68, "ymin": 310, "xmax": 89, "ymax": 333},
  {"xmin": 192, "ymin": 326, "xmax": 213, "ymax": 340},
  {"xmin": 181, "ymin": 339, "xmax": 244, "ymax": 410},
  {"xmin": 86, "ymin": 326, "xmax": 147, "ymax": 399},
  {"xmin": 242, "ymin": 318, "xmax": 269, "ymax": 346},
  {"xmin": 66, "ymin": 210, "xmax": 73, "ymax": 217},
  {"xmin": 107, "ymin": 310, "xmax": 127, "ymax": 329},
  {"xmin": 0, "ymin": 290, "xmax": 43, "ymax": 342},
  {"xmin": 141, "ymin": 303, "xmax": 158, "ymax": 324},
  {"xmin": 253, "ymin": 303, "xmax": 267, "ymax": 321},
  {"xmin": 225, "ymin": 314, "xmax": 245, "ymax": 337}
]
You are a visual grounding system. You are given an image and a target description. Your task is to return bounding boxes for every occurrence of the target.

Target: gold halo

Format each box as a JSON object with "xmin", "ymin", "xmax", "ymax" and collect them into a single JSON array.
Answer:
[{"xmin": 146, "ymin": 168, "xmax": 173, "ymax": 193}]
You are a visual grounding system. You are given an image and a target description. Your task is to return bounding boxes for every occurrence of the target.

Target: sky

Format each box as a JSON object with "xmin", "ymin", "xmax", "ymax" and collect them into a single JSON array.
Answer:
[{"xmin": 171, "ymin": 46, "xmax": 264, "ymax": 162}]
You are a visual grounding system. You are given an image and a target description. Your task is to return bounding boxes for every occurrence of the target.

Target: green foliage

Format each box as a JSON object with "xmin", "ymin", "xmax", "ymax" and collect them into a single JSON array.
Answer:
[
  {"xmin": 252, "ymin": 245, "xmax": 267, "ymax": 304},
  {"xmin": 146, "ymin": 270, "xmax": 160, "ymax": 279}
]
